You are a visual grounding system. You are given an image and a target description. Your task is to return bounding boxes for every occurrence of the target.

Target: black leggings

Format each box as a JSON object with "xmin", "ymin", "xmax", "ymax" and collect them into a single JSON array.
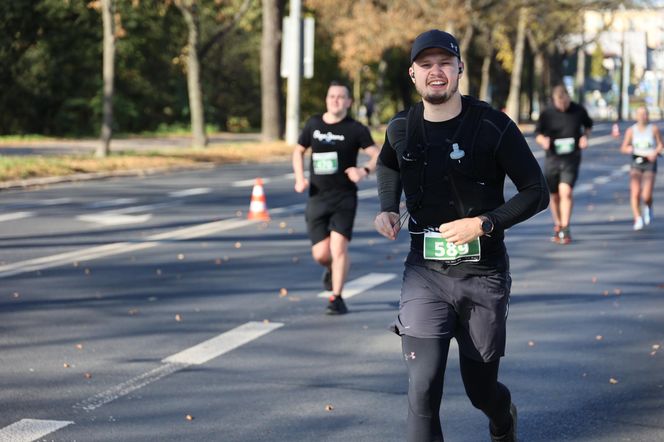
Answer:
[{"xmin": 402, "ymin": 335, "xmax": 512, "ymax": 442}]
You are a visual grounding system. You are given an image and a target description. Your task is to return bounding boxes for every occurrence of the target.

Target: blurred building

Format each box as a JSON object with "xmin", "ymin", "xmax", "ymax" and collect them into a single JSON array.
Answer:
[{"xmin": 582, "ymin": 8, "xmax": 664, "ymax": 119}]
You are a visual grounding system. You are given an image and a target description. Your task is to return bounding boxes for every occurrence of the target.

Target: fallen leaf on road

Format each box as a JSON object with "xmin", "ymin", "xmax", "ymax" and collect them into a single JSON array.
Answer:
[
  {"xmin": 528, "ymin": 341, "xmax": 535, "ymax": 347},
  {"xmin": 279, "ymin": 288, "xmax": 288, "ymax": 297},
  {"xmin": 279, "ymin": 222, "xmax": 287, "ymax": 229},
  {"xmin": 63, "ymin": 363, "xmax": 71, "ymax": 368},
  {"xmin": 591, "ymin": 276, "xmax": 598, "ymax": 284},
  {"xmin": 325, "ymin": 404, "xmax": 334, "ymax": 412},
  {"xmin": 175, "ymin": 314, "xmax": 182, "ymax": 322},
  {"xmin": 653, "ymin": 344, "xmax": 661, "ymax": 350},
  {"xmin": 185, "ymin": 414, "xmax": 194, "ymax": 421},
  {"xmin": 613, "ymin": 288, "xmax": 622, "ymax": 296},
  {"xmin": 609, "ymin": 378, "xmax": 619, "ymax": 384},
  {"xmin": 75, "ymin": 343, "xmax": 84, "ymax": 350},
  {"xmin": 12, "ymin": 292, "xmax": 19, "ymax": 299},
  {"xmin": 84, "ymin": 372, "xmax": 92, "ymax": 379},
  {"xmin": 596, "ymin": 335, "xmax": 603, "ymax": 341},
  {"xmin": 234, "ymin": 242, "xmax": 242, "ymax": 249},
  {"xmin": 263, "ymin": 319, "xmax": 270, "ymax": 324},
  {"xmin": 177, "ymin": 254, "xmax": 185, "ymax": 260}
]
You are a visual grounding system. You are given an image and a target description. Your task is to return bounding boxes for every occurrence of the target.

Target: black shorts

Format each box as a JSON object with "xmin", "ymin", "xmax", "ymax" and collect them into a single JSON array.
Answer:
[
  {"xmin": 545, "ymin": 153, "xmax": 581, "ymax": 191},
  {"xmin": 390, "ymin": 259, "xmax": 512, "ymax": 362},
  {"xmin": 631, "ymin": 156, "xmax": 657, "ymax": 173},
  {"xmin": 305, "ymin": 191, "xmax": 358, "ymax": 245}
]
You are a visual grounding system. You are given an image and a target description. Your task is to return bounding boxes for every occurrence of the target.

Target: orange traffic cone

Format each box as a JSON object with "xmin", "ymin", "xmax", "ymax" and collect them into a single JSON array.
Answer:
[
  {"xmin": 247, "ymin": 178, "xmax": 270, "ymax": 221},
  {"xmin": 612, "ymin": 123, "xmax": 620, "ymax": 138}
]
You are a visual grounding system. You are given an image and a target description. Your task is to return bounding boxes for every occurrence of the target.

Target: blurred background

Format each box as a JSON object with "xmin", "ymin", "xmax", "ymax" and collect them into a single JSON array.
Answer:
[{"xmin": 2, "ymin": 0, "xmax": 663, "ymax": 146}]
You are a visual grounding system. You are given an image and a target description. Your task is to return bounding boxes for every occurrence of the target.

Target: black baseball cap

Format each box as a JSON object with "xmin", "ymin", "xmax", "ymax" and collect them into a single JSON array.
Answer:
[{"xmin": 410, "ymin": 29, "xmax": 460, "ymax": 63}]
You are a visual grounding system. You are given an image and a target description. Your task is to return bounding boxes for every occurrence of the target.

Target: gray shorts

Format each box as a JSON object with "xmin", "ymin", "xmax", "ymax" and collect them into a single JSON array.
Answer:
[{"xmin": 390, "ymin": 262, "xmax": 512, "ymax": 362}]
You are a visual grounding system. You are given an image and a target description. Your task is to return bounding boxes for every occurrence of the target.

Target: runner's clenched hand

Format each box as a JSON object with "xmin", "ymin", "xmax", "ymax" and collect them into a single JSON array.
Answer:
[
  {"xmin": 375, "ymin": 211, "xmax": 401, "ymax": 240},
  {"xmin": 439, "ymin": 217, "xmax": 483, "ymax": 245}
]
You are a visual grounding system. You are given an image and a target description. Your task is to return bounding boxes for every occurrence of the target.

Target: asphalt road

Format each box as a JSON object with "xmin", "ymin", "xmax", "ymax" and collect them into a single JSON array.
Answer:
[{"xmin": 1, "ymin": 122, "xmax": 663, "ymax": 441}]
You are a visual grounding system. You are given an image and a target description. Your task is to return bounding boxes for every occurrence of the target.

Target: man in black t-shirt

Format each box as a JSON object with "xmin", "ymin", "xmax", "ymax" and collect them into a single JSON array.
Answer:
[
  {"xmin": 535, "ymin": 85, "xmax": 593, "ymax": 244},
  {"xmin": 292, "ymin": 82, "xmax": 379, "ymax": 315},
  {"xmin": 374, "ymin": 29, "xmax": 548, "ymax": 442}
]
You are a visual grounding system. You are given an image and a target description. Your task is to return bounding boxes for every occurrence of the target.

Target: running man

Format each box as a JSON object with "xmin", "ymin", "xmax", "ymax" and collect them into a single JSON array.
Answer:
[
  {"xmin": 374, "ymin": 29, "xmax": 548, "ymax": 441},
  {"xmin": 620, "ymin": 106, "xmax": 663, "ymax": 230},
  {"xmin": 535, "ymin": 85, "xmax": 593, "ymax": 244},
  {"xmin": 293, "ymin": 81, "xmax": 379, "ymax": 315}
]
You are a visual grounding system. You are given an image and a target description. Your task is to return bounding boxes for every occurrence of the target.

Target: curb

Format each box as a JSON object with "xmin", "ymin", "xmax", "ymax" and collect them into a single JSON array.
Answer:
[{"xmin": 0, "ymin": 163, "xmax": 216, "ymax": 191}]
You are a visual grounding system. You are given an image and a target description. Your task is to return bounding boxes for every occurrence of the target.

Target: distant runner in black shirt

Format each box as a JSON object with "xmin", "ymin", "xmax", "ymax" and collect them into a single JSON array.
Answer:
[
  {"xmin": 535, "ymin": 85, "xmax": 593, "ymax": 244},
  {"xmin": 375, "ymin": 29, "xmax": 548, "ymax": 442},
  {"xmin": 293, "ymin": 82, "xmax": 379, "ymax": 315}
]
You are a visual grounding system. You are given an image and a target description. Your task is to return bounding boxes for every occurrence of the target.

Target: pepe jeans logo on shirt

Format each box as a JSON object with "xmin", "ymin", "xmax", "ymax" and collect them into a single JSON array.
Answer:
[{"xmin": 313, "ymin": 130, "xmax": 345, "ymax": 144}]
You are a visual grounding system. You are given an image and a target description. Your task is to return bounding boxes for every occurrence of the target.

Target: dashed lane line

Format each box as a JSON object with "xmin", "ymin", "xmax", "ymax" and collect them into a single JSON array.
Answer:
[
  {"xmin": 0, "ymin": 211, "xmax": 33, "ymax": 223},
  {"xmin": 0, "ymin": 217, "xmax": 256, "ymax": 279},
  {"xmin": 317, "ymin": 272, "xmax": 397, "ymax": 299},
  {"xmin": 73, "ymin": 321, "xmax": 283, "ymax": 412},
  {"xmin": 0, "ymin": 419, "xmax": 73, "ymax": 442},
  {"xmin": 168, "ymin": 187, "xmax": 211, "ymax": 197}
]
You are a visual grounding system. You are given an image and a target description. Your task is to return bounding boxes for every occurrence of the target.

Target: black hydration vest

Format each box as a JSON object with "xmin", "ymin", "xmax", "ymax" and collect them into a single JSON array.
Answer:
[{"xmin": 396, "ymin": 97, "xmax": 504, "ymax": 223}]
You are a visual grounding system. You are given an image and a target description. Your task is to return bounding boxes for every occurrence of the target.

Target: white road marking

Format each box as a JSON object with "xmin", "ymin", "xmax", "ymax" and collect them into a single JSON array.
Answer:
[
  {"xmin": 74, "ymin": 321, "xmax": 283, "ymax": 412},
  {"xmin": 163, "ymin": 321, "xmax": 284, "ymax": 365},
  {"xmin": 232, "ymin": 173, "xmax": 296, "ymax": 187},
  {"xmin": 76, "ymin": 213, "xmax": 152, "ymax": 226},
  {"xmin": 317, "ymin": 272, "xmax": 397, "ymax": 299},
  {"xmin": 34, "ymin": 198, "xmax": 73, "ymax": 206},
  {"xmin": 168, "ymin": 187, "xmax": 211, "ymax": 197},
  {"xmin": 73, "ymin": 362, "xmax": 185, "ymax": 412},
  {"xmin": 0, "ymin": 217, "xmax": 256, "ymax": 278},
  {"xmin": 110, "ymin": 201, "xmax": 176, "ymax": 214},
  {"xmin": 357, "ymin": 188, "xmax": 377, "ymax": 199},
  {"xmin": 0, "ymin": 211, "xmax": 33, "ymax": 223},
  {"xmin": 87, "ymin": 198, "xmax": 138, "ymax": 209},
  {"xmin": 0, "ymin": 419, "xmax": 73, "ymax": 442}
]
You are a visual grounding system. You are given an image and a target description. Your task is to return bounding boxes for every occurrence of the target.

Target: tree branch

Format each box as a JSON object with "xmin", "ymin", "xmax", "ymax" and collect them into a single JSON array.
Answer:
[{"xmin": 199, "ymin": 0, "xmax": 253, "ymax": 60}]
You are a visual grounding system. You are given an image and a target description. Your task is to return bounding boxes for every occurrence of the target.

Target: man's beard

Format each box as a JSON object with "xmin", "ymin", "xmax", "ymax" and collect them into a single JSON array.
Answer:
[{"xmin": 419, "ymin": 77, "xmax": 458, "ymax": 105}]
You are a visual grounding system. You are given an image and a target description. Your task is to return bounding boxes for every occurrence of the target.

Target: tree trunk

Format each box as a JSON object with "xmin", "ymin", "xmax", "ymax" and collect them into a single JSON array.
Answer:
[
  {"xmin": 575, "ymin": 43, "xmax": 586, "ymax": 104},
  {"xmin": 260, "ymin": 0, "xmax": 282, "ymax": 141},
  {"xmin": 98, "ymin": 0, "xmax": 115, "ymax": 158},
  {"xmin": 505, "ymin": 7, "xmax": 527, "ymax": 122},
  {"xmin": 459, "ymin": 24, "xmax": 473, "ymax": 95},
  {"xmin": 479, "ymin": 52, "xmax": 491, "ymax": 103},
  {"xmin": 176, "ymin": 0, "xmax": 207, "ymax": 148}
]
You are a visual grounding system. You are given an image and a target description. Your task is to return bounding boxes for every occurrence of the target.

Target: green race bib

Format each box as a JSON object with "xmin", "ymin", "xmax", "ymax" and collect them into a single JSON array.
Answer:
[
  {"xmin": 423, "ymin": 232, "xmax": 481, "ymax": 264},
  {"xmin": 633, "ymin": 140, "xmax": 654, "ymax": 157},
  {"xmin": 312, "ymin": 152, "xmax": 339, "ymax": 175},
  {"xmin": 554, "ymin": 137, "xmax": 575, "ymax": 155}
]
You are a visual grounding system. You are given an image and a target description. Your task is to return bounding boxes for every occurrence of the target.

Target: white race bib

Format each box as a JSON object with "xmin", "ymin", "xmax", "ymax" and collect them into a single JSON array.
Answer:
[
  {"xmin": 554, "ymin": 137, "xmax": 575, "ymax": 155},
  {"xmin": 312, "ymin": 152, "xmax": 339, "ymax": 175}
]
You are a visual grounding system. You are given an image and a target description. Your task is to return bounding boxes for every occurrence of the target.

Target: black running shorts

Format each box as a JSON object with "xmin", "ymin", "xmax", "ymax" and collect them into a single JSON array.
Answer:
[
  {"xmin": 390, "ymin": 260, "xmax": 512, "ymax": 362},
  {"xmin": 630, "ymin": 156, "xmax": 657, "ymax": 173},
  {"xmin": 544, "ymin": 153, "xmax": 582, "ymax": 191},
  {"xmin": 305, "ymin": 191, "xmax": 358, "ymax": 245}
]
